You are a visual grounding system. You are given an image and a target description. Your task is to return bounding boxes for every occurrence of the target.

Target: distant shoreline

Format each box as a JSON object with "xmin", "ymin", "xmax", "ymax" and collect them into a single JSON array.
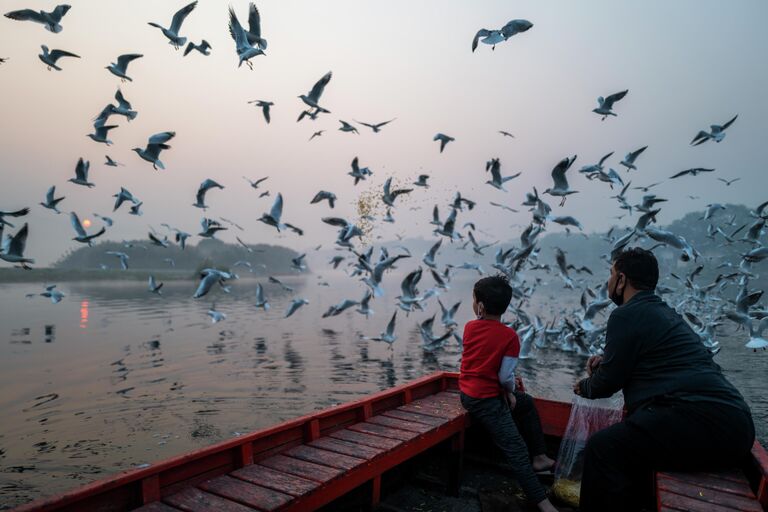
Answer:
[{"xmin": 0, "ymin": 268, "xmax": 280, "ymax": 283}]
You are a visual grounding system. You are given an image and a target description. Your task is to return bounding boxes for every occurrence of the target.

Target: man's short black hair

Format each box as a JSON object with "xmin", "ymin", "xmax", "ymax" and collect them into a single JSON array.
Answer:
[
  {"xmin": 612, "ymin": 247, "xmax": 659, "ymax": 291},
  {"xmin": 473, "ymin": 274, "xmax": 513, "ymax": 315}
]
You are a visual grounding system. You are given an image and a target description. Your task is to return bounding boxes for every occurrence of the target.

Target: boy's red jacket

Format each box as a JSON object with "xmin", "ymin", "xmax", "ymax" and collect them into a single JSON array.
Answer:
[{"xmin": 459, "ymin": 319, "xmax": 520, "ymax": 398}]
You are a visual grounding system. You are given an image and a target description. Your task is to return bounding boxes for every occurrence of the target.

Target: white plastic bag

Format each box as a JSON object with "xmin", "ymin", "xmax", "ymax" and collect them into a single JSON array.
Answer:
[{"xmin": 552, "ymin": 394, "xmax": 624, "ymax": 507}]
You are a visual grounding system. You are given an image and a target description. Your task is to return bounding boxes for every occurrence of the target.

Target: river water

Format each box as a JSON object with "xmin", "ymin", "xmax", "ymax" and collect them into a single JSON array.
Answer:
[{"xmin": 0, "ymin": 275, "xmax": 765, "ymax": 508}]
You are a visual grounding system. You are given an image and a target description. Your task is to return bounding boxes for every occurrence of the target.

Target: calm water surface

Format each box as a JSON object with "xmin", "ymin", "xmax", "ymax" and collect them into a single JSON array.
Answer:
[{"xmin": 0, "ymin": 276, "xmax": 765, "ymax": 508}]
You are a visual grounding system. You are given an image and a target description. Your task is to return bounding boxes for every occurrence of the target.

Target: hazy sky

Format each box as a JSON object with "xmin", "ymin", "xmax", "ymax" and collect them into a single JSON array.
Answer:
[{"xmin": 1, "ymin": 1, "xmax": 767, "ymax": 266}]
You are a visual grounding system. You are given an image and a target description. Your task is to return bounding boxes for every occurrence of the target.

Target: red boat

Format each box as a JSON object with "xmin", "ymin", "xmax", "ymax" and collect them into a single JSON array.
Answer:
[{"xmin": 11, "ymin": 371, "xmax": 768, "ymax": 512}]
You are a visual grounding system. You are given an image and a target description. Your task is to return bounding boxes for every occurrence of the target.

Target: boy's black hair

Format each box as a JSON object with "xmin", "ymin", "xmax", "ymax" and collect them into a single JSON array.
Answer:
[
  {"xmin": 612, "ymin": 247, "xmax": 659, "ymax": 291},
  {"xmin": 473, "ymin": 274, "xmax": 513, "ymax": 315}
]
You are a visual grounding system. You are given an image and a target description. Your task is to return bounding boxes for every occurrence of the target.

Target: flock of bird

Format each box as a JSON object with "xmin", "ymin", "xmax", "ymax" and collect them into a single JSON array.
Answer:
[{"xmin": 1, "ymin": 3, "xmax": 766, "ymax": 356}]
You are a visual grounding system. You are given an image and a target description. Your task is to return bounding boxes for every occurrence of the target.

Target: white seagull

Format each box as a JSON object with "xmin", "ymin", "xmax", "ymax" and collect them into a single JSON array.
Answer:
[
  {"xmin": 472, "ymin": 19, "xmax": 533, "ymax": 52},
  {"xmin": 68, "ymin": 158, "xmax": 94, "ymax": 188},
  {"xmin": 485, "ymin": 158, "xmax": 522, "ymax": 191},
  {"xmin": 106, "ymin": 53, "xmax": 143, "ymax": 82},
  {"xmin": 299, "ymin": 71, "xmax": 332, "ymax": 113},
  {"xmin": 0, "ymin": 223, "xmax": 34, "ymax": 268},
  {"xmin": 355, "ymin": 118, "xmax": 396, "ymax": 133},
  {"xmin": 104, "ymin": 156, "xmax": 123, "ymax": 167},
  {"xmin": 184, "ymin": 39, "xmax": 212, "ymax": 56},
  {"xmin": 4, "ymin": 4, "xmax": 71, "ymax": 33},
  {"xmin": 248, "ymin": 100, "xmax": 273, "ymax": 123},
  {"xmin": 193, "ymin": 179, "xmax": 224, "ymax": 209},
  {"xmin": 148, "ymin": 1, "xmax": 197, "ymax": 50},
  {"xmin": 228, "ymin": 6, "xmax": 265, "ymax": 69},
  {"xmin": 254, "ymin": 283, "xmax": 270, "ymax": 311},
  {"xmin": 87, "ymin": 123, "xmax": 117, "ymax": 145},
  {"xmin": 691, "ymin": 115, "xmax": 738, "ymax": 146},
  {"xmin": 133, "ymin": 131, "xmax": 175, "ymax": 170},
  {"xmin": 543, "ymin": 155, "xmax": 578, "ymax": 206},
  {"xmin": 433, "ymin": 133, "xmax": 454, "ymax": 153},
  {"xmin": 38, "ymin": 45, "xmax": 79, "ymax": 70},
  {"xmin": 619, "ymin": 146, "xmax": 648, "ymax": 172},
  {"xmin": 40, "ymin": 186, "xmax": 65, "ymax": 213},
  {"xmin": 593, "ymin": 90, "xmax": 628, "ymax": 120},
  {"xmin": 148, "ymin": 275, "xmax": 164, "ymax": 294},
  {"xmin": 71, "ymin": 212, "xmax": 106, "ymax": 246},
  {"xmin": 361, "ymin": 311, "xmax": 398, "ymax": 345},
  {"xmin": 285, "ymin": 298, "xmax": 309, "ymax": 318}
]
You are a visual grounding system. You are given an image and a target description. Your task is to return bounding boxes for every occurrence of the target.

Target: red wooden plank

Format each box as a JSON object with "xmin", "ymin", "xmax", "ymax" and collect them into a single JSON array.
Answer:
[
  {"xmin": 328, "ymin": 428, "xmax": 403, "ymax": 450},
  {"xmin": 199, "ymin": 475, "xmax": 293, "ymax": 511},
  {"xmin": 659, "ymin": 472, "xmax": 755, "ymax": 497},
  {"xmin": 397, "ymin": 402, "xmax": 461, "ymax": 419},
  {"xmin": 163, "ymin": 487, "xmax": 258, "ymax": 512},
  {"xmin": 348, "ymin": 421, "xmax": 419, "ymax": 441},
  {"xmin": 699, "ymin": 470, "xmax": 751, "ymax": 484},
  {"xmin": 231, "ymin": 465, "xmax": 319, "ymax": 497},
  {"xmin": 133, "ymin": 502, "xmax": 183, "ymax": 512},
  {"xmin": 258, "ymin": 454, "xmax": 343, "ymax": 483},
  {"xmin": 367, "ymin": 415, "xmax": 435, "ymax": 434},
  {"xmin": 658, "ymin": 476, "xmax": 761, "ymax": 511},
  {"xmin": 283, "ymin": 445, "xmax": 366, "ymax": 471},
  {"xmin": 659, "ymin": 488, "xmax": 760, "ymax": 512},
  {"xmin": 380, "ymin": 409, "xmax": 449, "ymax": 426},
  {"xmin": 308, "ymin": 436, "xmax": 388, "ymax": 460}
]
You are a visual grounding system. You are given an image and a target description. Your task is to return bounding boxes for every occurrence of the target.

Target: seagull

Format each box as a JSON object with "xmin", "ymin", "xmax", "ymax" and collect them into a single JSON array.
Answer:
[
  {"xmin": 4, "ymin": 4, "xmax": 71, "ymax": 33},
  {"xmin": 132, "ymin": 131, "xmax": 175, "ymax": 170},
  {"xmin": 433, "ymin": 133, "xmax": 454, "ymax": 153},
  {"xmin": 489, "ymin": 202, "xmax": 518, "ymax": 213},
  {"xmin": 644, "ymin": 226, "xmax": 699, "ymax": 262},
  {"xmin": 382, "ymin": 177, "xmax": 413, "ymax": 207},
  {"xmin": 184, "ymin": 39, "xmax": 212, "ymax": 56},
  {"xmin": 434, "ymin": 207, "xmax": 461, "ymax": 241},
  {"xmin": 112, "ymin": 89, "xmax": 138, "ymax": 121},
  {"xmin": 106, "ymin": 54, "xmax": 143, "ymax": 82},
  {"xmin": 718, "ymin": 177, "xmax": 741, "ymax": 186},
  {"xmin": 309, "ymin": 130, "xmax": 324, "ymax": 141},
  {"xmin": 311, "ymin": 191, "xmax": 337, "ymax": 208},
  {"xmin": 438, "ymin": 299, "xmax": 461, "ymax": 328},
  {"xmin": 291, "ymin": 253, "xmax": 307, "ymax": 272},
  {"xmin": 105, "ymin": 251, "xmax": 129, "ymax": 270},
  {"xmin": 87, "ymin": 123, "xmax": 117, "ymax": 145},
  {"xmin": 207, "ymin": 304, "xmax": 226, "ymax": 324},
  {"xmin": 619, "ymin": 146, "xmax": 648, "ymax": 171},
  {"xmin": 422, "ymin": 239, "xmax": 442, "ymax": 269},
  {"xmin": 198, "ymin": 217, "xmax": 227, "ymax": 238},
  {"xmin": 193, "ymin": 269, "xmax": 237, "ymax": 298},
  {"xmin": 543, "ymin": 155, "xmax": 578, "ymax": 206},
  {"xmin": 550, "ymin": 215, "xmax": 583, "ymax": 230},
  {"xmin": 71, "ymin": 212, "xmax": 106, "ymax": 246},
  {"xmin": 361, "ymin": 311, "xmax": 398, "ymax": 345},
  {"xmin": 243, "ymin": 176, "xmax": 268, "ymax": 189},
  {"xmin": 112, "ymin": 187, "xmax": 138, "ymax": 211},
  {"xmin": 38, "ymin": 45, "xmax": 79, "ymax": 71},
  {"xmin": 268, "ymin": 276, "xmax": 294, "ymax": 292},
  {"xmin": 193, "ymin": 179, "xmax": 224, "ymax": 209},
  {"xmin": 691, "ymin": 115, "xmax": 738, "ymax": 146},
  {"xmin": 258, "ymin": 193, "xmax": 302, "ymax": 234},
  {"xmin": 418, "ymin": 315, "xmax": 453, "ymax": 351},
  {"xmin": 104, "ymin": 155, "xmax": 123, "ymax": 167},
  {"xmin": 471, "ymin": 19, "xmax": 533, "ymax": 52},
  {"xmin": 356, "ymin": 291, "xmax": 374, "ymax": 317},
  {"xmin": 0, "ymin": 224, "xmax": 34, "ymax": 268},
  {"xmin": 40, "ymin": 186, "xmax": 65, "ymax": 213},
  {"xmin": 40, "ymin": 285, "xmax": 64, "ymax": 304},
  {"xmin": 413, "ymin": 174, "xmax": 430, "ymax": 188},
  {"xmin": 322, "ymin": 299, "xmax": 360, "ymax": 318},
  {"xmin": 148, "ymin": 1, "xmax": 197, "ymax": 50},
  {"xmin": 93, "ymin": 213, "xmax": 113, "ymax": 227},
  {"xmin": 579, "ymin": 151, "xmax": 614, "ymax": 175},
  {"xmin": 632, "ymin": 181, "xmax": 663, "ymax": 193},
  {"xmin": 254, "ymin": 283, "xmax": 270, "ymax": 310},
  {"xmin": 593, "ymin": 90, "xmax": 628, "ymax": 120},
  {"xmin": 148, "ymin": 231, "xmax": 170, "ymax": 248},
  {"xmin": 148, "ymin": 275, "xmax": 163, "ymax": 294},
  {"xmin": 499, "ymin": 130, "xmax": 515, "ymax": 138},
  {"xmin": 702, "ymin": 203, "xmax": 726, "ymax": 221},
  {"xmin": 555, "ymin": 248, "xmax": 574, "ymax": 289},
  {"xmin": 348, "ymin": 156, "xmax": 373, "ymax": 185},
  {"xmin": 297, "ymin": 108, "xmax": 322, "ymax": 122},
  {"xmin": 248, "ymin": 100, "xmax": 273, "ymax": 123},
  {"xmin": 485, "ymin": 158, "xmax": 522, "ymax": 191},
  {"xmin": 285, "ymin": 298, "xmax": 309, "ymax": 318},
  {"xmin": 68, "ymin": 158, "xmax": 94, "ymax": 188},
  {"xmin": 129, "ymin": 201, "xmax": 143, "ymax": 216},
  {"xmin": 228, "ymin": 6, "xmax": 265, "ymax": 68},
  {"xmin": 299, "ymin": 71, "xmax": 332, "ymax": 113},
  {"xmin": 670, "ymin": 167, "xmax": 715, "ymax": 179},
  {"xmin": 243, "ymin": 2, "xmax": 268, "ymax": 49},
  {"xmin": 355, "ymin": 118, "xmax": 396, "ymax": 133},
  {"xmin": 338, "ymin": 120, "xmax": 359, "ymax": 134}
]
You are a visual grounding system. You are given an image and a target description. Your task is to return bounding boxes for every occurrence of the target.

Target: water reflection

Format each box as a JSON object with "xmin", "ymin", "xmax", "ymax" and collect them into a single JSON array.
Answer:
[
  {"xmin": 44, "ymin": 325, "xmax": 55, "ymax": 343},
  {"xmin": 79, "ymin": 300, "xmax": 89, "ymax": 329}
]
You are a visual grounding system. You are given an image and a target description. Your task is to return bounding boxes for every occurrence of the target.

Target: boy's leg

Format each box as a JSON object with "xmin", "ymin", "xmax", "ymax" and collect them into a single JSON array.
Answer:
[
  {"xmin": 510, "ymin": 391, "xmax": 547, "ymax": 458},
  {"xmin": 460, "ymin": 393, "xmax": 548, "ymax": 504}
]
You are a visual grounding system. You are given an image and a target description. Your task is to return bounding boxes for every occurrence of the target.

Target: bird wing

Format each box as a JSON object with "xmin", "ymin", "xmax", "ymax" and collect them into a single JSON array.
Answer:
[
  {"xmin": 116, "ymin": 54, "xmax": 143, "ymax": 69},
  {"xmin": 75, "ymin": 158, "xmax": 89, "ymax": 181},
  {"xmin": 45, "ymin": 186, "xmax": 55, "ymax": 203},
  {"xmin": 49, "ymin": 49, "xmax": 80, "ymax": 61},
  {"xmin": 247, "ymin": 2, "xmax": 262, "ymax": 38},
  {"xmin": 115, "ymin": 89, "xmax": 131, "ymax": 109},
  {"xmin": 0, "ymin": 207, "xmax": 30, "ymax": 217},
  {"xmin": 70, "ymin": 212, "xmax": 87, "ymax": 238},
  {"xmin": 603, "ymin": 89, "xmax": 628, "ymax": 108},
  {"xmin": 51, "ymin": 4, "xmax": 71, "ymax": 21},
  {"xmin": 4, "ymin": 9, "xmax": 45, "ymax": 23},
  {"xmin": 471, "ymin": 29, "xmax": 490, "ymax": 52},
  {"xmin": 308, "ymin": 71, "xmax": 332, "ymax": 103},
  {"xmin": 8, "ymin": 223, "xmax": 29, "ymax": 256},
  {"xmin": 629, "ymin": 145, "xmax": 648, "ymax": 160},
  {"xmin": 149, "ymin": 131, "xmax": 175, "ymax": 145},
  {"xmin": 170, "ymin": 1, "xmax": 197, "ymax": 33},
  {"xmin": 598, "ymin": 151, "xmax": 614, "ymax": 166},
  {"xmin": 721, "ymin": 114, "xmax": 738, "ymax": 130},
  {"xmin": 669, "ymin": 169, "xmax": 690, "ymax": 179},
  {"xmin": 228, "ymin": 7, "xmax": 250, "ymax": 50},
  {"xmin": 269, "ymin": 193, "xmax": 283, "ymax": 221},
  {"xmin": 551, "ymin": 156, "xmax": 574, "ymax": 189}
]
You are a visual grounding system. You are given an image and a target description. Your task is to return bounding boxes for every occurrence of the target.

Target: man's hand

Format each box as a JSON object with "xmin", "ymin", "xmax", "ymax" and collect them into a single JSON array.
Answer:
[
  {"xmin": 507, "ymin": 392, "xmax": 517, "ymax": 411},
  {"xmin": 573, "ymin": 379, "xmax": 583, "ymax": 396},
  {"xmin": 586, "ymin": 355, "xmax": 603, "ymax": 376}
]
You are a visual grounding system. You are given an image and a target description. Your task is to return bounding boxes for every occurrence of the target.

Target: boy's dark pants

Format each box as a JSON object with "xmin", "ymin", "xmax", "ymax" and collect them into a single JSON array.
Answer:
[
  {"xmin": 460, "ymin": 391, "xmax": 548, "ymax": 504},
  {"xmin": 580, "ymin": 399, "xmax": 755, "ymax": 512}
]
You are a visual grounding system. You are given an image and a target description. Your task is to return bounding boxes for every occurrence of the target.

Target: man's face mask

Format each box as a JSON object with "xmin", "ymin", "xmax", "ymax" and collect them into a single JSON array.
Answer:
[{"xmin": 609, "ymin": 269, "xmax": 625, "ymax": 306}]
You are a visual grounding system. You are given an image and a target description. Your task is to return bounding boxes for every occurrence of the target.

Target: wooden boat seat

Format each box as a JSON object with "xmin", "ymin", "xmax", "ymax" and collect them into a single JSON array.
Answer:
[
  {"xmin": 656, "ymin": 441, "xmax": 768, "ymax": 512},
  {"xmin": 133, "ymin": 390, "xmax": 469, "ymax": 512}
]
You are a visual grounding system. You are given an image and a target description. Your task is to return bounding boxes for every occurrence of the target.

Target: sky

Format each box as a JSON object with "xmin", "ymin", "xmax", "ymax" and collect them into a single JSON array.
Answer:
[{"xmin": 1, "ymin": 0, "xmax": 767, "ymax": 266}]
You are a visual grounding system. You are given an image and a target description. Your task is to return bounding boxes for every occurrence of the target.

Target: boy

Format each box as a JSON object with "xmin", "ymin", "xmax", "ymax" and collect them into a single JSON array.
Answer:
[{"xmin": 460, "ymin": 275, "xmax": 557, "ymax": 512}]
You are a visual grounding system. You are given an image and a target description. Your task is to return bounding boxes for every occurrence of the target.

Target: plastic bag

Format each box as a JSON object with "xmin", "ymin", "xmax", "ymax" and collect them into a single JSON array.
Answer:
[{"xmin": 552, "ymin": 394, "xmax": 624, "ymax": 507}]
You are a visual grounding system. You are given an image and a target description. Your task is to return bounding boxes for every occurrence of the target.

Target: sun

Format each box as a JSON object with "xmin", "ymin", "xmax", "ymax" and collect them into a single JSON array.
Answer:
[{"xmin": 82, "ymin": 218, "xmax": 92, "ymax": 228}]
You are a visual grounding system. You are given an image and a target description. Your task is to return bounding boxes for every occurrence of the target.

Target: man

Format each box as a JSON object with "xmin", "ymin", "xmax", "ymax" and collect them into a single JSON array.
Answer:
[{"xmin": 574, "ymin": 247, "xmax": 754, "ymax": 512}]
